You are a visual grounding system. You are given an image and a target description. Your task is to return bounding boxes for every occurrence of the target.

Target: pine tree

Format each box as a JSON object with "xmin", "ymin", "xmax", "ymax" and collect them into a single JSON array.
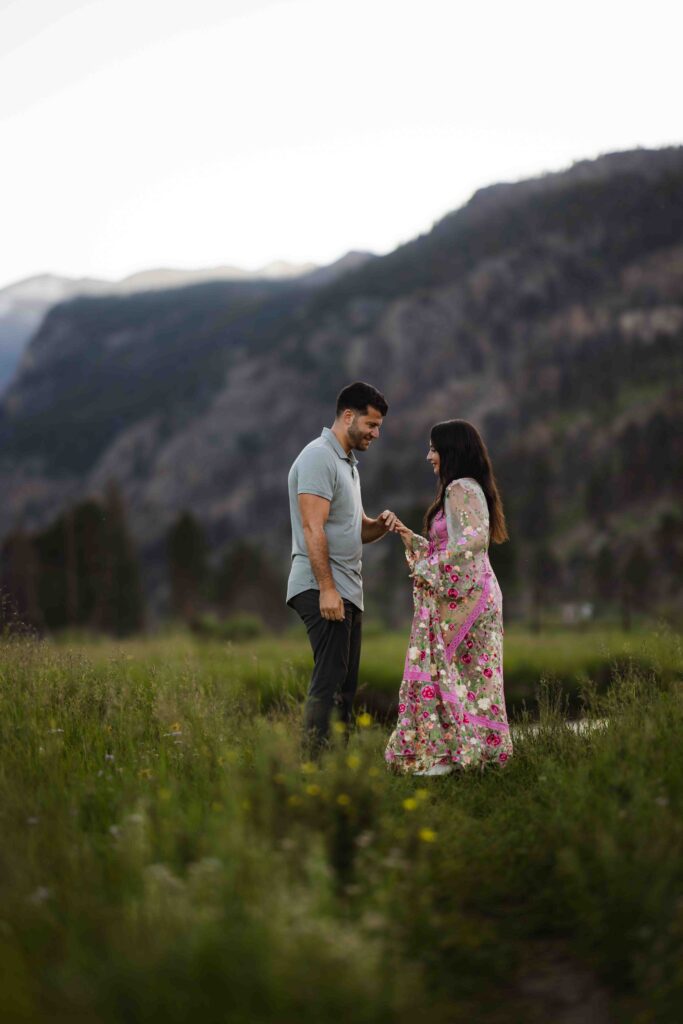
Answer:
[
  {"xmin": 0, "ymin": 527, "xmax": 43, "ymax": 632},
  {"xmin": 94, "ymin": 480, "xmax": 145, "ymax": 635},
  {"xmin": 529, "ymin": 542, "xmax": 562, "ymax": 632},
  {"xmin": 620, "ymin": 542, "xmax": 649, "ymax": 632},
  {"xmin": 167, "ymin": 511, "xmax": 208, "ymax": 621},
  {"xmin": 593, "ymin": 542, "xmax": 617, "ymax": 615}
]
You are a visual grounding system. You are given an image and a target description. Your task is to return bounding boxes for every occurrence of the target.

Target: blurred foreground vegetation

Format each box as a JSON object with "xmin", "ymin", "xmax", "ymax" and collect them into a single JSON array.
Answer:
[{"xmin": 0, "ymin": 627, "xmax": 681, "ymax": 1021}]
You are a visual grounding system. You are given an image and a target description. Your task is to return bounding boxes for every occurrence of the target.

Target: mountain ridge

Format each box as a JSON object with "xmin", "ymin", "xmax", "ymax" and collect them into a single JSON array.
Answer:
[{"xmin": 1, "ymin": 146, "xmax": 681, "ymax": 620}]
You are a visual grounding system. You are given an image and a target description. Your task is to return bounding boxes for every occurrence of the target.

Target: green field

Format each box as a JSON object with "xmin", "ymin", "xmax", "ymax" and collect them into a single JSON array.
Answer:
[
  {"xmin": 0, "ymin": 627, "xmax": 681, "ymax": 1021},
  {"xmin": 51, "ymin": 621, "xmax": 683, "ymax": 720}
]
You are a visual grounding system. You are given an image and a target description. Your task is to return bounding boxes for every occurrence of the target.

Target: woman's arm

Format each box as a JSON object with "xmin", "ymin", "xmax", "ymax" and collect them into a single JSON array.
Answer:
[
  {"xmin": 409, "ymin": 480, "xmax": 488, "ymax": 591},
  {"xmin": 392, "ymin": 521, "xmax": 429, "ymax": 562}
]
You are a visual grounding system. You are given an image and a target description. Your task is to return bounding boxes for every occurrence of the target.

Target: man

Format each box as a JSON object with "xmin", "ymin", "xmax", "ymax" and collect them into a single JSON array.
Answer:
[{"xmin": 287, "ymin": 381, "xmax": 396, "ymax": 755}]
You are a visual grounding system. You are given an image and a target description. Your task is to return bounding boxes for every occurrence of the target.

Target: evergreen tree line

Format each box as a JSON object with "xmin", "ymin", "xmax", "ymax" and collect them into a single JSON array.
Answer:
[
  {"xmin": 1, "ymin": 487, "xmax": 678, "ymax": 637},
  {"xmin": 0, "ymin": 482, "xmax": 144, "ymax": 636},
  {"xmin": 0, "ymin": 494, "xmax": 287, "ymax": 636}
]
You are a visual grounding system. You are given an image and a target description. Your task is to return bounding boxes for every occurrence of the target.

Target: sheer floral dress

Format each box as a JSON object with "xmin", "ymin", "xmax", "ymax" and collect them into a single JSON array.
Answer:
[{"xmin": 385, "ymin": 477, "xmax": 513, "ymax": 774}]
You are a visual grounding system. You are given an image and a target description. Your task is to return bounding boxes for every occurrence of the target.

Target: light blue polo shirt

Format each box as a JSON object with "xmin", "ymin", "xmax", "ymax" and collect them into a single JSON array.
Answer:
[{"xmin": 287, "ymin": 427, "xmax": 364, "ymax": 611}]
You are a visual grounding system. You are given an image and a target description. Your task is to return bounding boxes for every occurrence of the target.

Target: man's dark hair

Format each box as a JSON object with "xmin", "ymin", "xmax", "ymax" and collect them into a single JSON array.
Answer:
[{"xmin": 335, "ymin": 381, "xmax": 388, "ymax": 418}]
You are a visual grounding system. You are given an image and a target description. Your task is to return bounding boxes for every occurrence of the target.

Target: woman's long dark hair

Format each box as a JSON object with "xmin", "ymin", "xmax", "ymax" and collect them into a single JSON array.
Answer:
[{"xmin": 423, "ymin": 420, "xmax": 509, "ymax": 544}]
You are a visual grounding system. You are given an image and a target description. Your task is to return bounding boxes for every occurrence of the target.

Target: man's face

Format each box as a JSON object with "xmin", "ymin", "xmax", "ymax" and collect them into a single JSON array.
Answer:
[{"xmin": 346, "ymin": 405, "xmax": 384, "ymax": 451}]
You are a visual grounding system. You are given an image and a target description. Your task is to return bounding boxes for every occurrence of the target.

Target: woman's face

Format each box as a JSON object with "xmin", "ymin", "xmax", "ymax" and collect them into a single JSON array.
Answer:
[{"xmin": 426, "ymin": 441, "xmax": 440, "ymax": 476}]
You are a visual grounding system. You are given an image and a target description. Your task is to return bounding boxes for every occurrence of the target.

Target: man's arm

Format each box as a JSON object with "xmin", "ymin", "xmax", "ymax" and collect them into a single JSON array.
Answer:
[
  {"xmin": 361, "ymin": 509, "xmax": 398, "ymax": 543},
  {"xmin": 298, "ymin": 493, "xmax": 345, "ymax": 621}
]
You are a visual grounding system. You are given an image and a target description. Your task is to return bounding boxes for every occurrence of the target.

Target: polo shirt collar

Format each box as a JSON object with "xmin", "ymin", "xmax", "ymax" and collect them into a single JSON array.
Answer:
[{"xmin": 321, "ymin": 427, "xmax": 358, "ymax": 466}]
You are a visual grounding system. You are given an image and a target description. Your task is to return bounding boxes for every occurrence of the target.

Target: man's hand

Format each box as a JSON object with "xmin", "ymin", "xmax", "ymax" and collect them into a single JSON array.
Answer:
[
  {"xmin": 377, "ymin": 509, "xmax": 399, "ymax": 534},
  {"xmin": 319, "ymin": 585, "xmax": 345, "ymax": 622}
]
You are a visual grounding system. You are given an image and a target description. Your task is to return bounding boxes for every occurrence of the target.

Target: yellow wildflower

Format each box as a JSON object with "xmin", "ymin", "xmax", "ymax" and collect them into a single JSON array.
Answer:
[
  {"xmin": 419, "ymin": 828, "xmax": 438, "ymax": 843},
  {"xmin": 305, "ymin": 784, "xmax": 321, "ymax": 797},
  {"xmin": 336, "ymin": 793, "xmax": 351, "ymax": 807},
  {"xmin": 356, "ymin": 712, "xmax": 373, "ymax": 728},
  {"xmin": 301, "ymin": 761, "xmax": 317, "ymax": 774},
  {"xmin": 403, "ymin": 798, "xmax": 418, "ymax": 811},
  {"xmin": 332, "ymin": 721, "xmax": 347, "ymax": 734},
  {"xmin": 346, "ymin": 754, "xmax": 361, "ymax": 770},
  {"xmin": 415, "ymin": 788, "xmax": 430, "ymax": 801},
  {"xmin": 287, "ymin": 795, "xmax": 302, "ymax": 807}
]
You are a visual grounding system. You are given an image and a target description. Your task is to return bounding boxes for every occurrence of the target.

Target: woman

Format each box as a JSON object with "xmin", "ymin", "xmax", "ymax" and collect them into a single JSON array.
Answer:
[{"xmin": 385, "ymin": 420, "xmax": 513, "ymax": 776}]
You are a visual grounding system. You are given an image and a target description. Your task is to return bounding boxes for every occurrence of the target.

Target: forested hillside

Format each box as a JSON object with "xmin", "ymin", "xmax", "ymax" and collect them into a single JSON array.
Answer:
[{"xmin": 1, "ymin": 147, "xmax": 681, "ymax": 625}]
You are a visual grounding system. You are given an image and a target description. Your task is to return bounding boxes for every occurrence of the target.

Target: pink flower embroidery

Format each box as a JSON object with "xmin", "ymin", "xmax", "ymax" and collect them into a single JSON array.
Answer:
[
  {"xmin": 421, "ymin": 685, "xmax": 436, "ymax": 699},
  {"xmin": 486, "ymin": 733, "xmax": 502, "ymax": 747},
  {"xmin": 462, "ymin": 653, "xmax": 472, "ymax": 664},
  {"xmin": 449, "ymin": 601, "xmax": 457, "ymax": 609},
  {"xmin": 499, "ymin": 752, "xmax": 508, "ymax": 762},
  {"xmin": 466, "ymin": 691, "xmax": 476, "ymax": 701},
  {"xmin": 490, "ymin": 704, "xmax": 500, "ymax": 715},
  {"xmin": 466, "ymin": 640, "xmax": 474, "ymax": 649},
  {"xmin": 428, "ymin": 631, "xmax": 436, "ymax": 642},
  {"xmin": 481, "ymin": 653, "xmax": 489, "ymax": 662},
  {"xmin": 419, "ymin": 650, "xmax": 427, "ymax": 660},
  {"xmin": 445, "ymin": 564, "xmax": 453, "ymax": 572},
  {"xmin": 422, "ymin": 711, "xmax": 430, "ymax": 719},
  {"xmin": 398, "ymin": 703, "xmax": 407, "ymax": 713},
  {"xmin": 447, "ymin": 588, "xmax": 459, "ymax": 598},
  {"xmin": 483, "ymin": 668, "xmax": 493, "ymax": 678},
  {"xmin": 450, "ymin": 574, "xmax": 459, "ymax": 582}
]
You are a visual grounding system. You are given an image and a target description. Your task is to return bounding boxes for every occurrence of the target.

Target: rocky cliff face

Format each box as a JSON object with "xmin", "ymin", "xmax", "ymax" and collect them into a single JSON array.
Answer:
[{"xmin": 1, "ymin": 148, "xmax": 681, "ymax": 618}]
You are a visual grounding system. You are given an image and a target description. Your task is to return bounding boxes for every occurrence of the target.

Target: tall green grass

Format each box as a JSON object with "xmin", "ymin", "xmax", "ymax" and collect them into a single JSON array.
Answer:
[
  {"xmin": 51, "ymin": 622, "xmax": 683, "ymax": 717},
  {"xmin": 0, "ymin": 631, "xmax": 681, "ymax": 1021}
]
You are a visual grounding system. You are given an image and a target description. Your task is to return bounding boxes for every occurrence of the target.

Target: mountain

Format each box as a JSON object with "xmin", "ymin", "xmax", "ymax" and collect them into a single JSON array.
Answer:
[
  {"xmin": 0, "ymin": 257, "xmax": 335, "ymax": 396},
  {"xmin": 0, "ymin": 274, "xmax": 112, "ymax": 393},
  {"xmin": 1, "ymin": 148, "xmax": 681, "ymax": 623}
]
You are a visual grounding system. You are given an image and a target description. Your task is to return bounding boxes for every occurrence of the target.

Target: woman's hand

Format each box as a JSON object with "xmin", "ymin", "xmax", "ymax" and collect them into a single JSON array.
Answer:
[{"xmin": 393, "ymin": 519, "xmax": 414, "ymax": 549}]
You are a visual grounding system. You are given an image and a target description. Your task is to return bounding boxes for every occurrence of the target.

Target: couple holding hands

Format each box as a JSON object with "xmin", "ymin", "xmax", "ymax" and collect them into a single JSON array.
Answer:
[{"xmin": 286, "ymin": 381, "xmax": 513, "ymax": 776}]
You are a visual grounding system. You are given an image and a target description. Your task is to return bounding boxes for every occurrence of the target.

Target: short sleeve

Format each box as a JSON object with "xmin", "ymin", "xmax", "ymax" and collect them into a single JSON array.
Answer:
[{"xmin": 296, "ymin": 447, "xmax": 336, "ymax": 501}]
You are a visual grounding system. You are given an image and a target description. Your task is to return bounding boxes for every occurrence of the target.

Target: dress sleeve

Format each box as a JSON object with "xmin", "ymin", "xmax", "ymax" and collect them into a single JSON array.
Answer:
[
  {"xmin": 404, "ymin": 531, "xmax": 429, "ymax": 571},
  {"xmin": 409, "ymin": 480, "xmax": 488, "ymax": 590}
]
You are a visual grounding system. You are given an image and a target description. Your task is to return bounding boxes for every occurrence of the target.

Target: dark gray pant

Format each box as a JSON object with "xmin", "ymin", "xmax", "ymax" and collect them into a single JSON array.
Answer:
[{"xmin": 288, "ymin": 589, "xmax": 363, "ymax": 755}]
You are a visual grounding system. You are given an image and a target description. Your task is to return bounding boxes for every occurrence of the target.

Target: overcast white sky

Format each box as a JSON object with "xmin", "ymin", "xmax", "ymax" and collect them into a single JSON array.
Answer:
[{"xmin": 1, "ymin": 0, "xmax": 681, "ymax": 290}]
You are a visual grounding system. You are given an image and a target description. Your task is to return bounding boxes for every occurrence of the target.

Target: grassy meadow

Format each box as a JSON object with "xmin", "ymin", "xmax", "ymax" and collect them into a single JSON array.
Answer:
[{"xmin": 0, "ymin": 624, "xmax": 681, "ymax": 1022}]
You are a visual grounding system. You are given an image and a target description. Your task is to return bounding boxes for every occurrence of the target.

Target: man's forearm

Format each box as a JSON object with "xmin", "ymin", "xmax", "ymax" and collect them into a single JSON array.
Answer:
[
  {"xmin": 303, "ymin": 525, "xmax": 337, "ymax": 590},
  {"xmin": 361, "ymin": 517, "xmax": 387, "ymax": 543}
]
